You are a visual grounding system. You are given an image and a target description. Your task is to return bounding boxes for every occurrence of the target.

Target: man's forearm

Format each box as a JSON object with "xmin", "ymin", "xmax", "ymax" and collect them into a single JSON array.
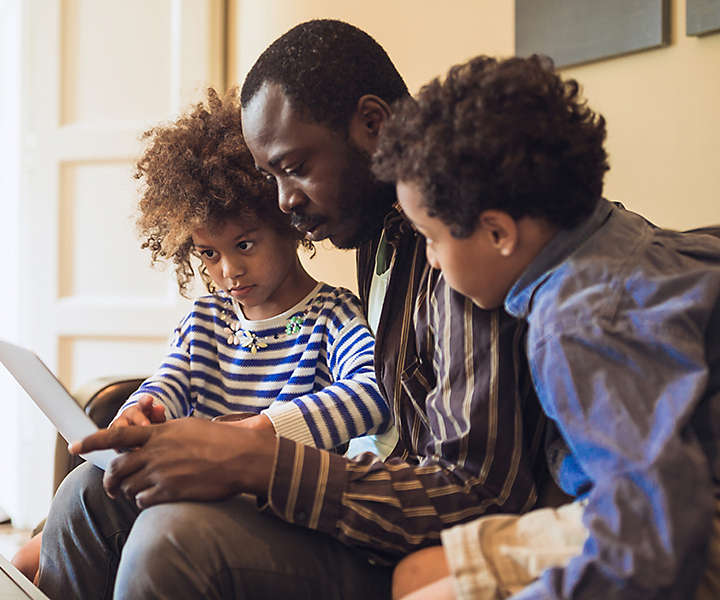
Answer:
[{"xmin": 264, "ymin": 437, "xmax": 537, "ymax": 560}]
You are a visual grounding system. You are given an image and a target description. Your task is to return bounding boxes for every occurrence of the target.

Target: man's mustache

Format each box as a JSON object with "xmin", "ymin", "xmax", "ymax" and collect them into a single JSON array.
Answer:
[{"xmin": 290, "ymin": 212, "xmax": 324, "ymax": 232}]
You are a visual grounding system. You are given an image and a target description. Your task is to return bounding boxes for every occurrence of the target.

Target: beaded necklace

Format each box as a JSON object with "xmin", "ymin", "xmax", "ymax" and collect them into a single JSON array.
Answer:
[{"xmin": 220, "ymin": 297, "xmax": 311, "ymax": 354}]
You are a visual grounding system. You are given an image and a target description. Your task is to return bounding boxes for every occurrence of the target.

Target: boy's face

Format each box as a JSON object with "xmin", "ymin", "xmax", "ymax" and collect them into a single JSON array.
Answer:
[
  {"xmin": 242, "ymin": 82, "xmax": 391, "ymax": 249},
  {"xmin": 396, "ymin": 180, "xmax": 516, "ymax": 310},
  {"xmin": 191, "ymin": 218, "xmax": 302, "ymax": 320}
]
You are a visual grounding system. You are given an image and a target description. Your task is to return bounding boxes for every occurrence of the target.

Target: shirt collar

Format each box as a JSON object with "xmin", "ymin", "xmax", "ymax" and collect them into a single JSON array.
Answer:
[
  {"xmin": 383, "ymin": 204, "xmax": 414, "ymax": 246},
  {"xmin": 505, "ymin": 198, "xmax": 614, "ymax": 319}
]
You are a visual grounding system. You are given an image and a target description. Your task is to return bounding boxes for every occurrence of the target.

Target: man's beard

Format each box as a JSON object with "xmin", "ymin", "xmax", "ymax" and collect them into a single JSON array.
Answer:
[{"xmin": 329, "ymin": 142, "xmax": 395, "ymax": 249}]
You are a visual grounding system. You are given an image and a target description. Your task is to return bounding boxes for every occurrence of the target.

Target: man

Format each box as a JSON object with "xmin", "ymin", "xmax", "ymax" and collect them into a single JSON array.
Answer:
[
  {"xmin": 38, "ymin": 20, "xmax": 544, "ymax": 599},
  {"xmin": 239, "ymin": 16, "xmax": 544, "ymax": 554}
]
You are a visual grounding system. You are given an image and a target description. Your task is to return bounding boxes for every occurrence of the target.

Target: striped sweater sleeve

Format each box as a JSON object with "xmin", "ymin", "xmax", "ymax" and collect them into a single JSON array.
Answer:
[
  {"xmin": 263, "ymin": 291, "xmax": 390, "ymax": 449},
  {"xmin": 117, "ymin": 315, "xmax": 194, "ymax": 420}
]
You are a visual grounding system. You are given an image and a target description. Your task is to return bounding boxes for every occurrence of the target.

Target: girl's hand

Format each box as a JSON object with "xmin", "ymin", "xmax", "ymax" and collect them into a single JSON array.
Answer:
[
  {"xmin": 110, "ymin": 394, "xmax": 166, "ymax": 428},
  {"xmin": 228, "ymin": 413, "xmax": 275, "ymax": 434}
]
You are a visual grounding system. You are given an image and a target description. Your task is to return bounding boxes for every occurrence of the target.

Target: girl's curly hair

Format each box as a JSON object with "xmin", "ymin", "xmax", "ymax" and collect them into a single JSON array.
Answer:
[
  {"xmin": 135, "ymin": 87, "xmax": 312, "ymax": 296},
  {"xmin": 373, "ymin": 55, "xmax": 610, "ymax": 237}
]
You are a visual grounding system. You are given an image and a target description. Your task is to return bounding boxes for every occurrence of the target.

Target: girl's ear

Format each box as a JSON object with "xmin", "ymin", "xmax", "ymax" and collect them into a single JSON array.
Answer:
[
  {"xmin": 348, "ymin": 95, "xmax": 391, "ymax": 152},
  {"xmin": 478, "ymin": 210, "xmax": 518, "ymax": 257}
]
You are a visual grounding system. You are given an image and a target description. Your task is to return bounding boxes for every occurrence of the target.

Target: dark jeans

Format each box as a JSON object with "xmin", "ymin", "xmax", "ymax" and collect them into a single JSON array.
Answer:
[{"xmin": 38, "ymin": 463, "xmax": 392, "ymax": 599}]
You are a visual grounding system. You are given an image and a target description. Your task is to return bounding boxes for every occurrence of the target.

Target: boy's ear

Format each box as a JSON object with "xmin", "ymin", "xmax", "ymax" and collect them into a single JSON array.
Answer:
[
  {"xmin": 348, "ymin": 95, "xmax": 391, "ymax": 152},
  {"xmin": 478, "ymin": 210, "xmax": 518, "ymax": 257}
]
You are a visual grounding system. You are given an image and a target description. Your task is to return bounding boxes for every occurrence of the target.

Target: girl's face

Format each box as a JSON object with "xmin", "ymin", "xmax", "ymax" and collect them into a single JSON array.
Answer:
[{"xmin": 191, "ymin": 218, "xmax": 306, "ymax": 320}]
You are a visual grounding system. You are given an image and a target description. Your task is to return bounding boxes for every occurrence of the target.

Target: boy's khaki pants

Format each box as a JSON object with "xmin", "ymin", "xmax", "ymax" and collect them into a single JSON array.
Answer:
[{"xmin": 440, "ymin": 495, "xmax": 720, "ymax": 599}]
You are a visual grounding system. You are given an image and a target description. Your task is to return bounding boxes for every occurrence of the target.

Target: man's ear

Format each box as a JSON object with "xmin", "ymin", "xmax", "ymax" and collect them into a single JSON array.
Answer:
[
  {"xmin": 478, "ymin": 210, "xmax": 518, "ymax": 257},
  {"xmin": 348, "ymin": 95, "xmax": 391, "ymax": 152}
]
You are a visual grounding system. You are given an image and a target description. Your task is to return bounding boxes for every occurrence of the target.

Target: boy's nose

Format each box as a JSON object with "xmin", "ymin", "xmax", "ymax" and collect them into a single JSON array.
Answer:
[{"xmin": 425, "ymin": 246, "xmax": 440, "ymax": 271}]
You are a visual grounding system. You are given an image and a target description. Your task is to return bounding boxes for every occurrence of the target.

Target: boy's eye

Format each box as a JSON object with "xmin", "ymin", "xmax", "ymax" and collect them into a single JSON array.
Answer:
[{"xmin": 237, "ymin": 241, "xmax": 254, "ymax": 251}]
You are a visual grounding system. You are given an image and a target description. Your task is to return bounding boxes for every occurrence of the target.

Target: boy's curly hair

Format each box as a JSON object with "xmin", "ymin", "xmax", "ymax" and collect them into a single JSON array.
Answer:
[
  {"xmin": 135, "ymin": 88, "xmax": 311, "ymax": 296},
  {"xmin": 372, "ymin": 55, "xmax": 610, "ymax": 237}
]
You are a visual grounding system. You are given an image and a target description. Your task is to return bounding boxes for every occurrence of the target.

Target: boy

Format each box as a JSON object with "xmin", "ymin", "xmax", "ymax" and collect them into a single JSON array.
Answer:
[{"xmin": 373, "ymin": 54, "xmax": 720, "ymax": 599}]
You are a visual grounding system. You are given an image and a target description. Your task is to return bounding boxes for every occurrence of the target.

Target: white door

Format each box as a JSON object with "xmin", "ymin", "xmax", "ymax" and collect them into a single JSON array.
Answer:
[{"xmin": 4, "ymin": 0, "xmax": 225, "ymax": 527}]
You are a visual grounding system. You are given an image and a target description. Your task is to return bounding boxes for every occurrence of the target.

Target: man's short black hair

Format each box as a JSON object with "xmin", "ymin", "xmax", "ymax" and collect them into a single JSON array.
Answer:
[
  {"xmin": 241, "ymin": 19, "xmax": 409, "ymax": 131},
  {"xmin": 373, "ymin": 55, "xmax": 610, "ymax": 236}
]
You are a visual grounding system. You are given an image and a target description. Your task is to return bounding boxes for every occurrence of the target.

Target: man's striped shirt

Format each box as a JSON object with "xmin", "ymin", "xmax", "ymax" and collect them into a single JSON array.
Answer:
[
  {"xmin": 260, "ymin": 210, "xmax": 545, "ymax": 562},
  {"xmin": 119, "ymin": 283, "xmax": 390, "ymax": 449}
]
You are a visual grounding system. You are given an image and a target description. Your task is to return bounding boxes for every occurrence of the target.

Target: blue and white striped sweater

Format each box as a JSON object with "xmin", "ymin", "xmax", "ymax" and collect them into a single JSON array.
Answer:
[{"xmin": 121, "ymin": 283, "xmax": 390, "ymax": 449}]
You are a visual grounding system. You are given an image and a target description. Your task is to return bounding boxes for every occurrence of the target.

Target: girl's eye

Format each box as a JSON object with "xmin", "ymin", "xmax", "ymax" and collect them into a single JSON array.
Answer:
[
  {"xmin": 237, "ymin": 241, "xmax": 254, "ymax": 251},
  {"xmin": 199, "ymin": 249, "xmax": 216, "ymax": 259}
]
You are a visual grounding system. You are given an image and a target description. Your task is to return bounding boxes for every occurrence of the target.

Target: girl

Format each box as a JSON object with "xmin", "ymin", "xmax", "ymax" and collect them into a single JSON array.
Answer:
[{"xmin": 116, "ymin": 87, "xmax": 390, "ymax": 449}]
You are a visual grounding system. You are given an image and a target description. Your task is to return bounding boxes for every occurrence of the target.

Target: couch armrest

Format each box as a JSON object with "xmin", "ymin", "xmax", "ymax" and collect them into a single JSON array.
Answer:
[
  {"xmin": 686, "ymin": 225, "xmax": 720, "ymax": 238},
  {"xmin": 53, "ymin": 376, "xmax": 146, "ymax": 493}
]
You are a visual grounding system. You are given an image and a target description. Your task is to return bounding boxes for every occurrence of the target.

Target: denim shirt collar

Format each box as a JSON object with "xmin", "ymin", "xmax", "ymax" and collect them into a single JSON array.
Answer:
[{"xmin": 505, "ymin": 198, "xmax": 614, "ymax": 319}]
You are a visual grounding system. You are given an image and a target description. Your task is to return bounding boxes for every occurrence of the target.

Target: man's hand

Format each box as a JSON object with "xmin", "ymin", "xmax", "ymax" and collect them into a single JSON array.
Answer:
[
  {"xmin": 68, "ymin": 418, "xmax": 276, "ymax": 508},
  {"xmin": 110, "ymin": 394, "xmax": 166, "ymax": 428}
]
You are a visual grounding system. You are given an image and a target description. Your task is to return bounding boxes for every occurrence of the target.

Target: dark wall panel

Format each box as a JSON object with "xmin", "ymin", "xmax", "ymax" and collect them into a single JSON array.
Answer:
[
  {"xmin": 687, "ymin": 0, "xmax": 720, "ymax": 36},
  {"xmin": 515, "ymin": 0, "xmax": 670, "ymax": 68}
]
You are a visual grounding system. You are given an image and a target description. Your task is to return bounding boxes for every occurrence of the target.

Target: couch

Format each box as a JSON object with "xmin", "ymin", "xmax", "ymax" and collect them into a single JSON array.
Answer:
[{"xmin": 53, "ymin": 377, "xmax": 144, "ymax": 493}]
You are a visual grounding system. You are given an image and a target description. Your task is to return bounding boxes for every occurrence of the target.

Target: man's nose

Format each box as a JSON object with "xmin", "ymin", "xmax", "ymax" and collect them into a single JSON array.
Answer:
[{"xmin": 277, "ymin": 178, "xmax": 305, "ymax": 214}]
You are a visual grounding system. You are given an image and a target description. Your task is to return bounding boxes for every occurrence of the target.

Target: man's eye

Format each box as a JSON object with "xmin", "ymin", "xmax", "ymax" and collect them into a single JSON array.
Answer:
[
  {"xmin": 237, "ymin": 241, "xmax": 254, "ymax": 251},
  {"xmin": 256, "ymin": 167, "xmax": 275, "ymax": 182},
  {"xmin": 284, "ymin": 162, "xmax": 304, "ymax": 177}
]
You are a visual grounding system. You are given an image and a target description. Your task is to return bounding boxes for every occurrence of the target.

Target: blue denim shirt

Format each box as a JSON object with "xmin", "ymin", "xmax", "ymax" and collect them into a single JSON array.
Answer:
[{"xmin": 507, "ymin": 199, "xmax": 720, "ymax": 599}]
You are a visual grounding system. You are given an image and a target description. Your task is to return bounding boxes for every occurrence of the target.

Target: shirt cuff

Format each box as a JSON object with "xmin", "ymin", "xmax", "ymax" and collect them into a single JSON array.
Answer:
[
  {"xmin": 262, "ymin": 402, "xmax": 315, "ymax": 447},
  {"xmin": 266, "ymin": 436, "xmax": 347, "ymax": 535},
  {"xmin": 441, "ymin": 518, "xmax": 499, "ymax": 600}
]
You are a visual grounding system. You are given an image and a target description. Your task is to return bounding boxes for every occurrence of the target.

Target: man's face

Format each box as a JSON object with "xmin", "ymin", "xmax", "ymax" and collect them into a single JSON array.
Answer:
[{"xmin": 242, "ymin": 83, "xmax": 392, "ymax": 249}]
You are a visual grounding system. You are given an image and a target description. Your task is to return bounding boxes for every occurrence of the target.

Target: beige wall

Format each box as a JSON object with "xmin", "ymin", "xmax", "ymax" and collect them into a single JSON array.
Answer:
[
  {"xmin": 230, "ymin": 0, "xmax": 720, "ymax": 288},
  {"xmin": 562, "ymin": 1, "xmax": 720, "ymax": 230}
]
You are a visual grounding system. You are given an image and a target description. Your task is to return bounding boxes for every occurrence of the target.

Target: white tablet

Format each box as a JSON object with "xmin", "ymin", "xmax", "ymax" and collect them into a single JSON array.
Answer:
[
  {"xmin": 0, "ymin": 339, "xmax": 117, "ymax": 470},
  {"xmin": 0, "ymin": 553, "xmax": 50, "ymax": 599}
]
